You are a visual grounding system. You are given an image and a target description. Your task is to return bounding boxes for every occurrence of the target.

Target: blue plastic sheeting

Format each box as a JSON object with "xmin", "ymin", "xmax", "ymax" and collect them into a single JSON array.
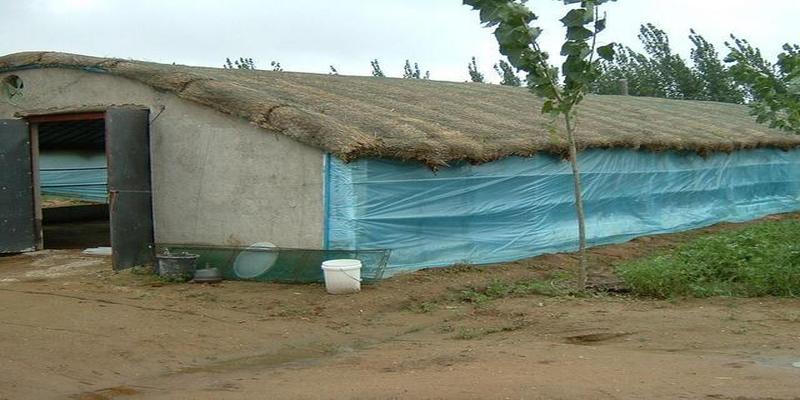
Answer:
[
  {"xmin": 326, "ymin": 148, "xmax": 800, "ymax": 276},
  {"xmin": 39, "ymin": 151, "xmax": 107, "ymax": 203}
]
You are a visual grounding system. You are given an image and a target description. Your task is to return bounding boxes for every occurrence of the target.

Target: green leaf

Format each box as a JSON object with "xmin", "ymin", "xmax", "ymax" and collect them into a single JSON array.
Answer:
[
  {"xmin": 595, "ymin": 17, "xmax": 606, "ymax": 33},
  {"xmin": 495, "ymin": 24, "xmax": 533, "ymax": 47},
  {"xmin": 541, "ymin": 99, "xmax": 556, "ymax": 115},
  {"xmin": 563, "ymin": 57, "xmax": 589, "ymax": 81},
  {"xmin": 583, "ymin": 4, "xmax": 595, "ymax": 22},
  {"xmin": 567, "ymin": 26, "xmax": 593, "ymax": 41},
  {"xmin": 528, "ymin": 73, "xmax": 551, "ymax": 86},
  {"xmin": 787, "ymin": 76, "xmax": 800, "ymax": 95},
  {"xmin": 561, "ymin": 41, "xmax": 590, "ymax": 57},
  {"xmin": 597, "ymin": 43, "xmax": 615, "ymax": 61},
  {"xmin": 560, "ymin": 9, "xmax": 588, "ymax": 27},
  {"xmin": 532, "ymin": 83, "xmax": 557, "ymax": 99},
  {"xmin": 498, "ymin": 2, "xmax": 537, "ymax": 23},
  {"xmin": 478, "ymin": 8, "xmax": 501, "ymax": 27},
  {"xmin": 529, "ymin": 26, "xmax": 542, "ymax": 41}
]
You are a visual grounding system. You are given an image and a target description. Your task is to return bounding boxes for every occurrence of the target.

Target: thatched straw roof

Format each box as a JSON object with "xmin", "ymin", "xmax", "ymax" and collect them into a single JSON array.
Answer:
[{"xmin": 2, "ymin": 51, "xmax": 799, "ymax": 166}]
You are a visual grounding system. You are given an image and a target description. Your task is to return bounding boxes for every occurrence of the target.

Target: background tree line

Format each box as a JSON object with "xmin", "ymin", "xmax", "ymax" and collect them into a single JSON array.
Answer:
[
  {"xmin": 464, "ymin": 22, "xmax": 798, "ymax": 132},
  {"xmin": 223, "ymin": 24, "xmax": 797, "ymax": 133},
  {"xmin": 591, "ymin": 23, "xmax": 744, "ymax": 103},
  {"xmin": 222, "ymin": 55, "xmax": 522, "ymax": 85},
  {"xmin": 591, "ymin": 23, "xmax": 798, "ymax": 132},
  {"xmin": 222, "ymin": 22, "xmax": 792, "ymax": 101}
]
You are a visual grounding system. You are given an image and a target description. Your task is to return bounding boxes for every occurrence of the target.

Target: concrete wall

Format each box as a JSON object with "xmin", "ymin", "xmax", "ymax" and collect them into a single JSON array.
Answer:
[{"xmin": 0, "ymin": 68, "xmax": 326, "ymax": 248}]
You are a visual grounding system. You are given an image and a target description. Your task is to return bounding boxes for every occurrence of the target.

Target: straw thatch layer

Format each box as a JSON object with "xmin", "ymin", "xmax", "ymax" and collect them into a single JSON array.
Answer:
[{"xmin": 2, "ymin": 51, "xmax": 799, "ymax": 166}]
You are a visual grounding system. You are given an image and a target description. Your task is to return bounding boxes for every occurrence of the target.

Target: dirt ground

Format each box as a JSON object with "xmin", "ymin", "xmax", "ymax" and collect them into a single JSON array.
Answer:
[{"xmin": 1, "ymin": 215, "xmax": 800, "ymax": 400}]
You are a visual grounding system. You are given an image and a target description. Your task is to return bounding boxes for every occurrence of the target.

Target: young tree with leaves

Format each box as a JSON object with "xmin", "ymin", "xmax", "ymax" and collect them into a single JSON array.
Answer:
[
  {"xmin": 637, "ymin": 23, "xmax": 700, "ymax": 99},
  {"xmin": 592, "ymin": 43, "xmax": 661, "ymax": 96},
  {"xmin": 224, "ymin": 57, "xmax": 256, "ymax": 70},
  {"xmin": 493, "ymin": 60, "xmax": 522, "ymax": 86},
  {"xmin": 403, "ymin": 60, "xmax": 430, "ymax": 79},
  {"xmin": 464, "ymin": 0, "xmax": 615, "ymax": 289},
  {"xmin": 689, "ymin": 29, "xmax": 743, "ymax": 103},
  {"xmin": 468, "ymin": 56, "xmax": 485, "ymax": 82},
  {"xmin": 370, "ymin": 59, "xmax": 385, "ymax": 77},
  {"xmin": 270, "ymin": 61, "xmax": 283, "ymax": 72},
  {"xmin": 726, "ymin": 38, "xmax": 800, "ymax": 133},
  {"xmin": 329, "ymin": 65, "xmax": 339, "ymax": 75}
]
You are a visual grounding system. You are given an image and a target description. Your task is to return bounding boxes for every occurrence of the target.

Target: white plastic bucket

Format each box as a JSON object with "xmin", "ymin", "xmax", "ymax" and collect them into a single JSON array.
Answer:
[{"xmin": 321, "ymin": 259, "xmax": 362, "ymax": 294}]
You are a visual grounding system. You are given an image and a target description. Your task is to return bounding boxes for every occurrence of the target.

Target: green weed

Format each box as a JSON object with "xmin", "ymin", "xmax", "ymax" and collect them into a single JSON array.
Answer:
[
  {"xmin": 270, "ymin": 304, "xmax": 314, "ymax": 317},
  {"xmin": 456, "ymin": 272, "xmax": 573, "ymax": 305},
  {"xmin": 617, "ymin": 219, "xmax": 800, "ymax": 298},
  {"xmin": 453, "ymin": 327, "xmax": 484, "ymax": 340},
  {"xmin": 129, "ymin": 265, "xmax": 155, "ymax": 275}
]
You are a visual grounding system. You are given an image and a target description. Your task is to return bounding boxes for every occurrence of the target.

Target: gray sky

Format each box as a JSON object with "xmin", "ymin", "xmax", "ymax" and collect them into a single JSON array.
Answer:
[{"xmin": 2, "ymin": 0, "xmax": 797, "ymax": 83}]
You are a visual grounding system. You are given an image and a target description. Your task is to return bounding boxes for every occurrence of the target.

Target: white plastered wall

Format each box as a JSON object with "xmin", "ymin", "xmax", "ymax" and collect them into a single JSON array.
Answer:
[{"xmin": 0, "ymin": 68, "xmax": 325, "ymax": 248}]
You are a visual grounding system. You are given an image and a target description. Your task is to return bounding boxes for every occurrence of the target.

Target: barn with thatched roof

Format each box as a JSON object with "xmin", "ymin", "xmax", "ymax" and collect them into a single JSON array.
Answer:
[{"xmin": 1, "ymin": 52, "xmax": 799, "ymax": 275}]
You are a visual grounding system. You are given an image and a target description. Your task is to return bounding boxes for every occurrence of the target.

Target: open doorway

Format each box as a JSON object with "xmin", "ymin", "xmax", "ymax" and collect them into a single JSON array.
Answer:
[
  {"xmin": 1, "ymin": 108, "xmax": 152, "ymax": 268},
  {"xmin": 31, "ymin": 114, "xmax": 109, "ymax": 250}
]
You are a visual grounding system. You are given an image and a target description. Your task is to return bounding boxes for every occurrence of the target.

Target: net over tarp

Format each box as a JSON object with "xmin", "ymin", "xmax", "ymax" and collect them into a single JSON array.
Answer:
[
  {"xmin": 154, "ymin": 244, "xmax": 389, "ymax": 283},
  {"xmin": 326, "ymin": 148, "xmax": 800, "ymax": 276}
]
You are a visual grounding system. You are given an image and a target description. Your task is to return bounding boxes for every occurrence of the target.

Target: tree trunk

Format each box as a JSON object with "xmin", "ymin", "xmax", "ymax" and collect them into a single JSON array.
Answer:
[{"xmin": 563, "ymin": 112, "xmax": 588, "ymax": 290}]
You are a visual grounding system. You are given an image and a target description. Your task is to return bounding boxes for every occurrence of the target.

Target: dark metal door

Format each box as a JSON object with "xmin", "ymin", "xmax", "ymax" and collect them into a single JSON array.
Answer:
[
  {"xmin": 106, "ymin": 108, "xmax": 154, "ymax": 269},
  {"xmin": 0, "ymin": 120, "xmax": 35, "ymax": 253}
]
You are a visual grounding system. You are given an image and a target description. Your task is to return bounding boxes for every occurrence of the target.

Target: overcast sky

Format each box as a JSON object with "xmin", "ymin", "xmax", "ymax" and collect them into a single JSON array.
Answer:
[{"xmin": 2, "ymin": 0, "xmax": 797, "ymax": 83}]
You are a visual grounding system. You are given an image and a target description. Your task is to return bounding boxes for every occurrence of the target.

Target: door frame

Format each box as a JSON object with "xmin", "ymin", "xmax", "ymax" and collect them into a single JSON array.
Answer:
[{"xmin": 23, "ymin": 109, "xmax": 154, "ymax": 268}]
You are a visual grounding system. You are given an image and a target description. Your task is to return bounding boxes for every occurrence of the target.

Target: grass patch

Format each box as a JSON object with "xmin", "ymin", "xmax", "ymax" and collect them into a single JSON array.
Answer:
[
  {"xmin": 453, "ymin": 327, "xmax": 485, "ymax": 340},
  {"xmin": 270, "ymin": 304, "xmax": 315, "ymax": 317},
  {"xmin": 617, "ymin": 219, "xmax": 800, "ymax": 298},
  {"xmin": 407, "ymin": 301, "xmax": 438, "ymax": 314},
  {"xmin": 452, "ymin": 320, "xmax": 527, "ymax": 340},
  {"xmin": 129, "ymin": 265, "xmax": 155, "ymax": 275},
  {"xmin": 122, "ymin": 265, "xmax": 189, "ymax": 285},
  {"xmin": 456, "ymin": 272, "xmax": 572, "ymax": 305}
]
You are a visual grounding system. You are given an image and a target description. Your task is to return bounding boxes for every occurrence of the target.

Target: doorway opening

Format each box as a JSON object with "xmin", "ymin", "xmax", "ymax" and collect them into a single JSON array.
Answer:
[{"xmin": 30, "ymin": 114, "xmax": 110, "ymax": 250}]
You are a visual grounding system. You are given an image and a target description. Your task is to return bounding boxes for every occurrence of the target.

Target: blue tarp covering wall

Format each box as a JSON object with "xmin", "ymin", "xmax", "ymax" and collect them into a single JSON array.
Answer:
[
  {"xmin": 326, "ymin": 148, "xmax": 800, "ymax": 276},
  {"xmin": 39, "ymin": 151, "xmax": 107, "ymax": 203}
]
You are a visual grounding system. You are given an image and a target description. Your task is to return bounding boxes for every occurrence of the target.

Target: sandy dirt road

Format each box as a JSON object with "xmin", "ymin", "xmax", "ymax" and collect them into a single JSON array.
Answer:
[{"xmin": 1, "ymin": 216, "xmax": 799, "ymax": 399}]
